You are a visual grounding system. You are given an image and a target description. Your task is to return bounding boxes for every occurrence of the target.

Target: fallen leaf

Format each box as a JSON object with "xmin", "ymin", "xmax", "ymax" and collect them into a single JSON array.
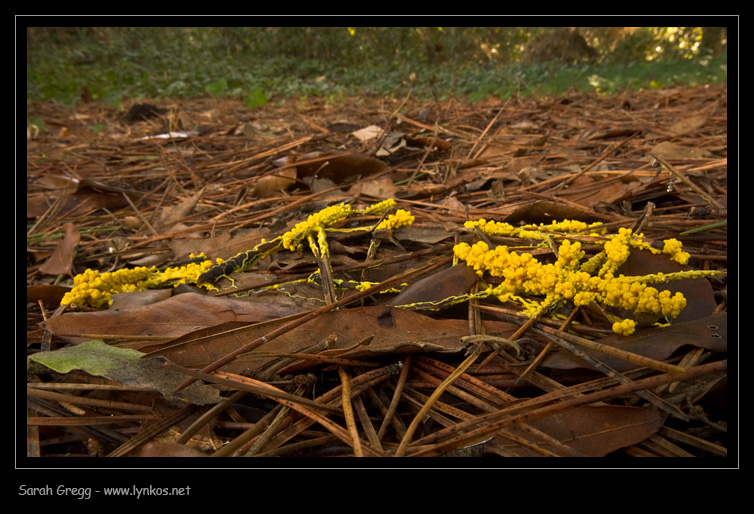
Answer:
[
  {"xmin": 295, "ymin": 152, "xmax": 387, "ymax": 182},
  {"xmin": 30, "ymin": 339, "xmax": 142, "ymax": 375},
  {"xmin": 393, "ymin": 224, "xmax": 458, "ymax": 244},
  {"xmin": 666, "ymin": 103, "xmax": 717, "ymax": 135},
  {"xmin": 148, "ymin": 306, "xmax": 524, "ymax": 379},
  {"xmin": 506, "ymin": 156, "xmax": 540, "ymax": 175},
  {"xmin": 38, "ymin": 223, "xmax": 80, "ymax": 277},
  {"xmin": 253, "ymin": 167, "xmax": 297, "ymax": 198},
  {"xmin": 26, "ymin": 284, "xmax": 71, "ymax": 306},
  {"xmin": 39, "ymin": 292, "xmax": 308, "ymax": 342},
  {"xmin": 351, "ymin": 125, "xmax": 383, "ymax": 142},
  {"xmin": 542, "ymin": 312, "xmax": 726, "ymax": 372},
  {"xmin": 558, "ymin": 174, "xmax": 639, "ymax": 207},
  {"xmin": 28, "ymin": 184, "xmax": 129, "ymax": 219},
  {"xmin": 387, "ymin": 264, "xmax": 478, "ymax": 308},
  {"xmin": 504, "ymin": 200, "xmax": 608, "ymax": 225},
  {"xmin": 29, "ymin": 340, "xmax": 221, "ymax": 405},
  {"xmin": 110, "ymin": 289, "xmax": 174, "ymax": 309},
  {"xmin": 152, "ymin": 190, "xmax": 204, "ymax": 230},
  {"xmin": 651, "ymin": 141, "xmax": 712, "ymax": 161},
  {"xmin": 348, "ymin": 175, "xmax": 398, "ymax": 199},
  {"xmin": 404, "ymin": 135, "xmax": 451, "ymax": 151},
  {"xmin": 495, "ymin": 405, "xmax": 666, "ymax": 457}
]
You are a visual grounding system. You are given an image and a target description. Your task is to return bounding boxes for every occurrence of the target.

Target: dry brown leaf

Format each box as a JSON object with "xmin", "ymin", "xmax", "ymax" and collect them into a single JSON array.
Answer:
[
  {"xmin": 29, "ymin": 183, "xmax": 130, "ymax": 219},
  {"xmin": 350, "ymin": 125, "xmax": 383, "ymax": 142},
  {"xmin": 666, "ymin": 102, "xmax": 717, "ymax": 135},
  {"xmin": 393, "ymin": 224, "xmax": 458, "ymax": 244},
  {"xmin": 348, "ymin": 175, "xmax": 399, "ymax": 198},
  {"xmin": 542, "ymin": 312, "xmax": 726, "ymax": 372},
  {"xmin": 152, "ymin": 190, "xmax": 204, "ymax": 230},
  {"xmin": 40, "ymin": 292, "xmax": 308, "ymax": 342},
  {"xmin": 148, "ymin": 306, "xmax": 523, "ymax": 378},
  {"xmin": 38, "ymin": 223, "xmax": 80, "ymax": 277},
  {"xmin": 253, "ymin": 167, "xmax": 297, "ymax": 198},
  {"xmin": 506, "ymin": 156, "xmax": 540, "ymax": 175},
  {"xmin": 295, "ymin": 152, "xmax": 387, "ymax": 182},
  {"xmin": 27, "ymin": 284, "xmax": 71, "ymax": 306},
  {"xmin": 557, "ymin": 174, "xmax": 638, "ymax": 207},
  {"xmin": 504, "ymin": 200, "xmax": 608, "ymax": 225},
  {"xmin": 495, "ymin": 405, "xmax": 666, "ymax": 457},
  {"xmin": 137, "ymin": 442, "xmax": 209, "ymax": 457},
  {"xmin": 404, "ymin": 135, "xmax": 451, "ymax": 151},
  {"xmin": 387, "ymin": 264, "xmax": 478, "ymax": 308},
  {"xmin": 650, "ymin": 141, "xmax": 712, "ymax": 161}
]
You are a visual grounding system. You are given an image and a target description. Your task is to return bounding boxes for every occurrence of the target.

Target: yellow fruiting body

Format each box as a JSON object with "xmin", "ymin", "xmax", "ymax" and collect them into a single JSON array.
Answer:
[
  {"xmin": 281, "ymin": 202, "xmax": 353, "ymax": 252},
  {"xmin": 601, "ymin": 227, "xmax": 633, "ymax": 276},
  {"xmin": 452, "ymin": 222, "xmax": 714, "ymax": 335},
  {"xmin": 61, "ymin": 267, "xmax": 154, "ymax": 308},
  {"xmin": 463, "ymin": 219, "xmax": 520, "ymax": 237},
  {"xmin": 151, "ymin": 259, "xmax": 217, "ymax": 287},
  {"xmin": 465, "ymin": 218, "xmax": 607, "ymax": 240},
  {"xmin": 612, "ymin": 318, "xmax": 637, "ymax": 336},
  {"xmin": 357, "ymin": 198, "xmax": 397, "ymax": 215},
  {"xmin": 61, "ymin": 257, "xmax": 216, "ymax": 308},
  {"xmin": 661, "ymin": 238, "xmax": 690, "ymax": 265},
  {"xmin": 316, "ymin": 227, "xmax": 329, "ymax": 258},
  {"xmin": 376, "ymin": 209, "xmax": 415, "ymax": 230}
]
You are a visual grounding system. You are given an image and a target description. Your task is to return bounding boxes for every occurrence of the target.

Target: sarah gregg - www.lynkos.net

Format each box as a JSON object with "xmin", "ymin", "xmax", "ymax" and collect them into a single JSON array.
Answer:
[{"xmin": 19, "ymin": 484, "xmax": 191, "ymax": 500}]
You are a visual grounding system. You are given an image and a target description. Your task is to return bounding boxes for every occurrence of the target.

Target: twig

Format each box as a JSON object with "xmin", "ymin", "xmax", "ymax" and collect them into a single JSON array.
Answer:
[
  {"xmin": 377, "ymin": 355, "xmax": 412, "ymax": 441},
  {"xmin": 650, "ymin": 152, "xmax": 726, "ymax": 210},
  {"xmin": 395, "ymin": 341, "xmax": 484, "ymax": 456},
  {"xmin": 107, "ymin": 404, "xmax": 199, "ymax": 457},
  {"xmin": 338, "ymin": 367, "xmax": 363, "ymax": 457},
  {"xmin": 175, "ymin": 390, "xmax": 247, "ymax": 445},
  {"xmin": 121, "ymin": 192, "xmax": 159, "ymax": 237},
  {"xmin": 243, "ymin": 383, "xmax": 309, "ymax": 456},
  {"xmin": 474, "ymin": 314, "xmax": 536, "ymax": 372},
  {"xmin": 511, "ymin": 305, "xmax": 580, "ymax": 388}
]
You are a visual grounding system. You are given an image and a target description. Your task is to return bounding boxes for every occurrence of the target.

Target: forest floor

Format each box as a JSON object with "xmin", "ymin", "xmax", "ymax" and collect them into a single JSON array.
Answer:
[{"xmin": 25, "ymin": 84, "xmax": 729, "ymax": 460}]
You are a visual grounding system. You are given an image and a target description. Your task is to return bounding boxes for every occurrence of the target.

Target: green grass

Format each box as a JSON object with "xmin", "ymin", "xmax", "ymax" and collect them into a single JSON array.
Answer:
[{"xmin": 26, "ymin": 34, "xmax": 727, "ymax": 108}]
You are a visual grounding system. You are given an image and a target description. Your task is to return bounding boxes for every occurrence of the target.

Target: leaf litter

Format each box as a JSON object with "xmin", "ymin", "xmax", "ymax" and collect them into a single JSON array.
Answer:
[{"xmin": 26, "ymin": 85, "xmax": 729, "ymax": 459}]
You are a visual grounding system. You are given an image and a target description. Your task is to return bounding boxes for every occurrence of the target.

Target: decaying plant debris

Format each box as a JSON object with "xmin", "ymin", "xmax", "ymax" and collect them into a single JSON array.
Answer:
[{"xmin": 26, "ymin": 84, "xmax": 728, "ymax": 458}]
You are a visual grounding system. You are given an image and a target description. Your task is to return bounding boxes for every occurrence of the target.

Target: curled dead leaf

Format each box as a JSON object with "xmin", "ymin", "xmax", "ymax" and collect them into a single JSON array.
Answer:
[
  {"xmin": 253, "ymin": 167, "xmax": 298, "ymax": 198},
  {"xmin": 38, "ymin": 223, "xmax": 80, "ymax": 277},
  {"xmin": 542, "ymin": 312, "xmax": 726, "ymax": 372}
]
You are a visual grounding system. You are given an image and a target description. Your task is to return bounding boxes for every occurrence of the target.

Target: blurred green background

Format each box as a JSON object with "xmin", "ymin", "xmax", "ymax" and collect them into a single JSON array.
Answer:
[{"xmin": 26, "ymin": 26, "xmax": 728, "ymax": 108}]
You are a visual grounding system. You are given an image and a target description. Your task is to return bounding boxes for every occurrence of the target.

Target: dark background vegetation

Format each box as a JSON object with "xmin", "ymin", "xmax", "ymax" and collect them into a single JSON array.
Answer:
[{"xmin": 26, "ymin": 26, "xmax": 728, "ymax": 108}]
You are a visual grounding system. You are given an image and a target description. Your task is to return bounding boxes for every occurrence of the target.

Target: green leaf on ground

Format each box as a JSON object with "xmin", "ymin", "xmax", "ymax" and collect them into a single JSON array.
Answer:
[
  {"xmin": 30, "ymin": 340, "xmax": 142, "ymax": 375},
  {"xmin": 29, "ymin": 340, "xmax": 221, "ymax": 405}
]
